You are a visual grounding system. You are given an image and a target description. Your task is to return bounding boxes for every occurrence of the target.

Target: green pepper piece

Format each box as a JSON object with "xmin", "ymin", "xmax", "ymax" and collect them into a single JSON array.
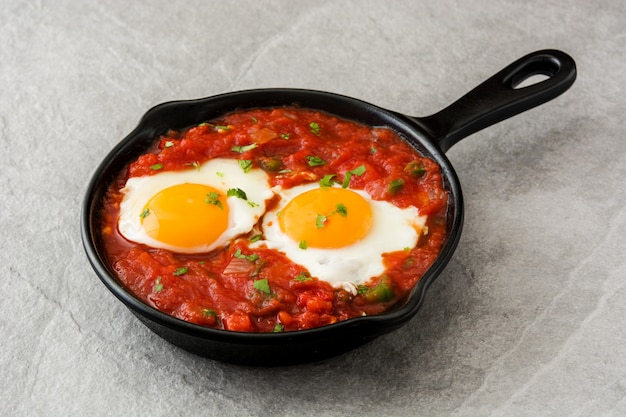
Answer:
[
  {"xmin": 260, "ymin": 157, "xmax": 283, "ymax": 172},
  {"xmin": 364, "ymin": 279, "xmax": 394, "ymax": 303}
]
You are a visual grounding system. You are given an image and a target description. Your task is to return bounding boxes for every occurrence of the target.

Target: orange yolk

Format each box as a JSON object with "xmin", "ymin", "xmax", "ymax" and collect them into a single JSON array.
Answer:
[
  {"xmin": 140, "ymin": 183, "xmax": 229, "ymax": 249},
  {"xmin": 278, "ymin": 187, "xmax": 373, "ymax": 248}
]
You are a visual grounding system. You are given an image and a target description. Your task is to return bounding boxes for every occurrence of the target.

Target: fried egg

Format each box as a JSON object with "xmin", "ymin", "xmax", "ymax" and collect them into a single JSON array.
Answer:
[
  {"xmin": 257, "ymin": 182, "xmax": 427, "ymax": 291},
  {"xmin": 118, "ymin": 158, "xmax": 273, "ymax": 253}
]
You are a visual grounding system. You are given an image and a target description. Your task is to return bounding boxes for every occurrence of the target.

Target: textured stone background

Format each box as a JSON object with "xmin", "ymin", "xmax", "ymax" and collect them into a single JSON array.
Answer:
[{"xmin": 1, "ymin": 1, "xmax": 625, "ymax": 416}]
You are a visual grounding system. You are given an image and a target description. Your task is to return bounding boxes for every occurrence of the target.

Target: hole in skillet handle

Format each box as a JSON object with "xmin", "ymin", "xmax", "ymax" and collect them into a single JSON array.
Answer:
[{"xmin": 412, "ymin": 49, "xmax": 577, "ymax": 153}]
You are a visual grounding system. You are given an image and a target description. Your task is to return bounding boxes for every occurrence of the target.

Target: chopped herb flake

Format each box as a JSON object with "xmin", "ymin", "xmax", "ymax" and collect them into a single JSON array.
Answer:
[
  {"xmin": 216, "ymin": 171, "xmax": 224, "ymax": 177},
  {"xmin": 273, "ymin": 323, "xmax": 285, "ymax": 332},
  {"xmin": 173, "ymin": 266, "xmax": 188, "ymax": 276},
  {"xmin": 150, "ymin": 163, "xmax": 163, "ymax": 171},
  {"xmin": 186, "ymin": 161, "xmax": 200, "ymax": 171},
  {"xmin": 164, "ymin": 141, "xmax": 174, "ymax": 148},
  {"xmin": 306, "ymin": 155, "xmax": 326, "ymax": 167},
  {"xmin": 319, "ymin": 174, "xmax": 337, "ymax": 188},
  {"xmin": 293, "ymin": 272, "xmax": 312, "ymax": 282},
  {"xmin": 350, "ymin": 165, "xmax": 366, "ymax": 176},
  {"xmin": 253, "ymin": 278, "xmax": 271, "ymax": 294},
  {"xmin": 205, "ymin": 192, "xmax": 224, "ymax": 209},
  {"xmin": 309, "ymin": 122, "xmax": 321, "ymax": 136},
  {"xmin": 299, "ymin": 240, "xmax": 308, "ymax": 250},
  {"xmin": 388, "ymin": 178, "xmax": 405, "ymax": 195},
  {"xmin": 315, "ymin": 214, "xmax": 327, "ymax": 229},
  {"xmin": 405, "ymin": 161, "xmax": 426, "ymax": 177},
  {"xmin": 139, "ymin": 207, "xmax": 150, "ymax": 219},
  {"xmin": 231, "ymin": 143, "xmax": 258, "ymax": 153},
  {"xmin": 249, "ymin": 234, "xmax": 262, "ymax": 243},
  {"xmin": 280, "ymin": 133, "xmax": 290, "ymax": 139},
  {"xmin": 342, "ymin": 165, "xmax": 366, "ymax": 188},
  {"xmin": 154, "ymin": 276, "xmax": 163, "ymax": 292},
  {"xmin": 216, "ymin": 125, "xmax": 231, "ymax": 131},
  {"xmin": 234, "ymin": 249, "xmax": 259, "ymax": 262},
  {"xmin": 335, "ymin": 203, "xmax": 348, "ymax": 217},
  {"xmin": 227, "ymin": 188, "xmax": 248, "ymax": 200},
  {"xmin": 238, "ymin": 159, "xmax": 253, "ymax": 173}
]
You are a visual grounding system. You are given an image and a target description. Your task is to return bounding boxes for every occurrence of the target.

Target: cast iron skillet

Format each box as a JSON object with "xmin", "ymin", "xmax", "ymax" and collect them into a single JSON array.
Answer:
[{"xmin": 81, "ymin": 49, "xmax": 576, "ymax": 366}]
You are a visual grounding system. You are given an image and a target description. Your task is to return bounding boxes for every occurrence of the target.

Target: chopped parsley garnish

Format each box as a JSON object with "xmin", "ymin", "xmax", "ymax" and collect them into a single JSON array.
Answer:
[
  {"xmin": 186, "ymin": 161, "xmax": 200, "ymax": 171},
  {"xmin": 173, "ymin": 266, "xmax": 188, "ymax": 276},
  {"xmin": 251, "ymin": 117, "xmax": 258, "ymax": 124},
  {"xmin": 150, "ymin": 163, "xmax": 163, "ymax": 171},
  {"xmin": 335, "ymin": 203, "xmax": 348, "ymax": 217},
  {"xmin": 319, "ymin": 174, "xmax": 337, "ymax": 188},
  {"xmin": 273, "ymin": 323, "xmax": 285, "ymax": 332},
  {"xmin": 315, "ymin": 203, "xmax": 348, "ymax": 228},
  {"xmin": 164, "ymin": 140, "xmax": 174, "ymax": 148},
  {"xmin": 226, "ymin": 187, "xmax": 259, "ymax": 207},
  {"xmin": 238, "ymin": 159, "xmax": 253, "ymax": 173},
  {"xmin": 371, "ymin": 146, "xmax": 378, "ymax": 154},
  {"xmin": 139, "ymin": 207, "xmax": 150, "ymax": 219},
  {"xmin": 309, "ymin": 122, "xmax": 321, "ymax": 136},
  {"xmin": 405, "ymin": 161, "xmax": 426, "ymax": 177},
  {"xmin": 234, "ymin": 249, "xmax": 259, "ymax": 262},
  {"xmin": 154, "ymin": 276, "xmax": 163, "ymax": 292},
  {"xmin": 342, "ymin": 165, "xmax": 366, "ymax": 188},
  {"xmin": 231, "ymin": 143, "xmax": 258, "ymax": 153},
  {"xmin": 205, "ymin": 192, "xmax": 224, "ymax": 209},
  {"xmin": 249, "ymin": 234, "xmax": 262, "ymax": 243},
  {"xmin": 216, "ymin": 171, "xmax": 224, "ymax": 177},
  {"xmin": 350, "ymin": 164, "xmax": 367, "ymax": 176},
  {"xmin": 215, "ymin": 125, "xmax": 231, "ymax": 131},
  {"xmin": 388, "ymin": 178, "xmax": 405, "ymax": 195},
  {"xmin": 293, "ymin": 272, "xmax": 312, "ymax": 282},
  {"xmin": 315, "ymin": 214, "xmax": 327, "ymax": 229},
  {"xmin": 299, "ymin": 240, "xmax": 308, "ymax": 250},
  {"xmin": 280, "ymin": 133, "xmax": 290, "ymax": 140},
  {"xmin": 253, "ymin": 278, "xmax": 271, "ymax": 294},
  {"xmin": 306, "ymin": 155, "xmax": 326, "ymax": 167},
  {"xmin": 227, "ymin": 188, "xmax": 248, "ymax": 200}
]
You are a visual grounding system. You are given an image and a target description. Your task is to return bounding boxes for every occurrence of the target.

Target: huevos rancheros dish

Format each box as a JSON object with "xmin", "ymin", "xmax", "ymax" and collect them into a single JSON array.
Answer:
[{"xmin": 98, "ymin": 107, "xmax": 448, "ymax": 332}]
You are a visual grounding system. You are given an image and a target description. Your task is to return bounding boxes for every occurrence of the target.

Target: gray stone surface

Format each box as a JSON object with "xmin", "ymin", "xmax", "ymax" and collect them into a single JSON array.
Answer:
[{"xmin": 1, "ymin": 1, "xmax": 625, "ymax": 416}]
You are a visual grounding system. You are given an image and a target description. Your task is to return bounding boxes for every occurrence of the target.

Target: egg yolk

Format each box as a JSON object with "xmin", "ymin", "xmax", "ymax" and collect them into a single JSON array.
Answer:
[
  {"xmin": 140, "ymin": 183, "xmax": 229, "ymax": 249},
  {"xmin": 278, "ymin": 187, "xmax": 373, "ymax": 248}
]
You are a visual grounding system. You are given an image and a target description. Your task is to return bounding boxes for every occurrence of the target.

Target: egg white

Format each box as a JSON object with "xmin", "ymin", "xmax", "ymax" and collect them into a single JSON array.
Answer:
[
  {"xmin": 118, "ymin": 158, "xmax": 273, "ymax": 253},
  {"xmin": 256, "ymin": 183, "xmax": 427, "ymax": 292}
]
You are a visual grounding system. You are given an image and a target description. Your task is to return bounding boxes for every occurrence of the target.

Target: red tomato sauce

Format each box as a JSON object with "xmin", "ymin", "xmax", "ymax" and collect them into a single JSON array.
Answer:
[{"xmin": 99, "ymin": 107, "xmax": 448, "ymax": 332}]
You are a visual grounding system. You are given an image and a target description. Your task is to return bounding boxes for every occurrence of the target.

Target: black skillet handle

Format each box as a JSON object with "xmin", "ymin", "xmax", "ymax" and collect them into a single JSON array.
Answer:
[{"xmin": 412, "ymin": 49, "xmax": 577, "ymax": 153}]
